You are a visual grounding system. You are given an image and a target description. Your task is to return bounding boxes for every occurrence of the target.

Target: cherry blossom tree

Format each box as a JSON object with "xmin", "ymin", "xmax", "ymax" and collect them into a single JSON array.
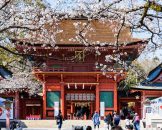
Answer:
[
  {"xmin": 0, "ymin": 0, "xmax": 162, "ymax": 93},
  {"xmin": 0, "ymin": 72, "xmax": 41, "ymax": 94},
  {"xmin": 0, "ymin": 0, "xmax": 55, "ymax": 94}
]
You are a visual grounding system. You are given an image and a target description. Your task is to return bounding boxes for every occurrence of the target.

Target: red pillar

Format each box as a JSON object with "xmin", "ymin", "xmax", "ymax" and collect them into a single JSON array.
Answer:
[
  {"xmin": 96, "ymin": 85, "xmax": 100, "ymax": 113},
  {"xmin": 43, "ymin": 83, "xmax": 46, "ymax": 119},
  {"xmin": 61, "ymin": 83, "xmax": 65, "ymax": 118},
  {"xmin": 71, "ymin": 103, "xmax": 74, "ymax": 119},
  {"xmin": 15, "ymin": 91, "xmax": 19, "ymax": 119},
  {"xmin": 142, "ymin": 91, "xmax": 145, "ymax": 118},
  {"xmin": 114, "ymin": 83, "xmax": 117, "ymax": 112}
]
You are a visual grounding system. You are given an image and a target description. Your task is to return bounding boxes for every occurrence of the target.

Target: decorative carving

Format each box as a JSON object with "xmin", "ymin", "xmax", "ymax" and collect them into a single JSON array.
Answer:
[{"xmin": 75, "ymin": 51, "xmax": 84, "ymax": 62}]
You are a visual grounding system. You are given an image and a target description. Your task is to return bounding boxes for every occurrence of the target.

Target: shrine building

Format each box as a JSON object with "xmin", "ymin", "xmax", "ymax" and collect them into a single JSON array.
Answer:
[
  {"xmin": 1, "ymin": 19, "xmax": 148, "ymax": 120},
  {"xmin": 131, "ymin": 63, "xmax": 162, "ymax": 118}
]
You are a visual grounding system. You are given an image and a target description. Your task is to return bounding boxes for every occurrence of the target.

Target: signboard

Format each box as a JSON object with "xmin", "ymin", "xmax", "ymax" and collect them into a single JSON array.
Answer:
[
  {"xmin": 150, "ymin": 97, "xmax": 162, "ymax": 117},
  {"xmin": 100, "ymin": 102, "xmax": 105, "ymax": 117},
  {"xmin": 54, "ymin": 102, "xmax": 59, "ymax": 117},
  {"xmin": 0, "ymin": 97, "xmax": 13, "ymax": 119},
  {"xmin": 66, "ymin": 93, "xmax": 95, "ymax": 101},
  {"xmin": 143, "ymin": 97, "xmax": 162, "ymax": 126}
]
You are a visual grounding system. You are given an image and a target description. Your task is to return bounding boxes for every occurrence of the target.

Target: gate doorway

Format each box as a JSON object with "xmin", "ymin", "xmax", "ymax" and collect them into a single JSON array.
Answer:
[
  {"xmin": 66, "ymin": 101, "xmax": 95, "ymax": 120},
  {"xmin": 65, "ymin": 83, "xmax": 96, "ymax": 120}
]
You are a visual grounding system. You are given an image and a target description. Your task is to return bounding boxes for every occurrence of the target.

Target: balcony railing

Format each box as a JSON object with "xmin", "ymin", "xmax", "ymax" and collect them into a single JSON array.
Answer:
[
  {"xmin": 33, "ymin": 66, "xmax": 124, "ymax": 73},
  {"xmin": 33, "ymin": 67, "xmax": 67, "ymax": 72}
]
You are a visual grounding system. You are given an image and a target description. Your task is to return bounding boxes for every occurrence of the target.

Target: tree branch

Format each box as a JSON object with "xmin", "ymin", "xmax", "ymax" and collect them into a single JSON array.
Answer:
[
  {"xmin": 0, "ymin": 26, "xmax": 41, "ymax": 33},
  {"xmin": 0, "ymin": 45, "xmax": 26, "ymax": 56},
  {"xmin": 0, "ymin": 0, "xmax": 11, "ymax": 10},
  {"xmin": 115, "ymin": 16, "xmax": 125, "ymax": 50}
]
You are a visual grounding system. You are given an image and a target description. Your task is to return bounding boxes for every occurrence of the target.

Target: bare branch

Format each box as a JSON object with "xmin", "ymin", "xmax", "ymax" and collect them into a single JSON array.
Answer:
[{"xmin": 115, "ymin": 16, "xmax": 125, "ymax": 50}]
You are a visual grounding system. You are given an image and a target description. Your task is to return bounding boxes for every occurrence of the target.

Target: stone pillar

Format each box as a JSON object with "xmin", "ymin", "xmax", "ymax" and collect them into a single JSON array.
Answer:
[
  {"xmin": 96, "ymin": 85, "xmax": 100, "ymax": 113},
  {"xmin": 43, "ymin": 83, "xmax": 46, "ymax": 119}
]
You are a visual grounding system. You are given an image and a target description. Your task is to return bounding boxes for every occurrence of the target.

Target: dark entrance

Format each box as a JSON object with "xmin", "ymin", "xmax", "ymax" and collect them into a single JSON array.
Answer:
[
  {"xmin": 74, "ymin": 102, "xmax": 90, "ymax": 119},
  {"xmin": 65, "ymin": 84, "xmax": 96, "ymax": 120}
]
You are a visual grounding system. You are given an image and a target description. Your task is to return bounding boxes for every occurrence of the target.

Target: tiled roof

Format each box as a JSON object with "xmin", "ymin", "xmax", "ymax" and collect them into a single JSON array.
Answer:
[
  {"xmin": 12, "ymin": 20, "xmax": 145, "ymax": 45},
  {"xmin": 134, "ymin": 63, "xmax": 162, "ymax": 90}
]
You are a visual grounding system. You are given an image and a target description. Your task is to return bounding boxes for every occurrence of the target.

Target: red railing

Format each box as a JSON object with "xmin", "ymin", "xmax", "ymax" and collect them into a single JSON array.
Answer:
[
  {"xmin": 33, "ymin": 66, "xmax": 124, "ymax": 72},
  {"xmin": 34, "ymin": 67, "xmax": 67, "ymax": 72}
]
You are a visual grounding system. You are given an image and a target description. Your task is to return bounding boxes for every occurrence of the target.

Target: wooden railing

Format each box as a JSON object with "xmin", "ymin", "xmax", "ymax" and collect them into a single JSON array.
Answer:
[
  {"xmin": 33, "ymin": 67, "xmax": 67, "ymax": 72},
  {"xmin": 33, "ymin": 67, "xmax": 124, "ymax": 72}
]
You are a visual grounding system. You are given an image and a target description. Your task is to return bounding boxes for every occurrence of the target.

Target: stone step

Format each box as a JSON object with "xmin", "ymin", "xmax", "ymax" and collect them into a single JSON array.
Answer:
[
  {"xmin": 20, "ymin": 120, "xmax": 99, "ymax": 128},
  {"xmin": 1, "ymin": 120, "xmax": 150, "ymax": 130},
  {"xmin": 20, "ymin": 120, "xmax": 119, "ymax": 128}
]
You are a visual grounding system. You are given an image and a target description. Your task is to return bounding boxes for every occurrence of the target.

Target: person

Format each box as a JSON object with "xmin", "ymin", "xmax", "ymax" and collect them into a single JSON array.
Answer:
[
  {"xmin": 113, "ymin": 112, "xmax": 120, "ymax": 126},
  {"xmin": 111, "ymin": 126, "xmax": 123, "ymax": 130},
  {"xmin": 86, "ymin": 126, "xmax": 92, "ymax": 130},
  {"xmin": 119, "ymin": 109, "xmax": 124, "ymax": 119},
  {"xmin": 104, "ymin": 116, "xmax": 108, "ymax": 130},
  {"xmin": 92, "ymin": 111, "xmax": 100, "ymax": 129},
  {"xmin": 125, "ymin": 125, "xmax": 133, "ymax": 130},
  {"xmin": 10, "ymin": 121, "xmax": 17, "ymax": 130},
  {"xmin": 106, "ymin": 113, "xmax": 113, "ymax": 129},
  {"xmin": 132, "ymin": 113, "xmax": 140, "ymax": 130},
  {"xmin": 125, "ymin": 116, "xmax": 130, "ymax": 129},
  {"xmin": 56, "ymin": 111, "xmax": 63, "ymax": 130},
  {"xmin": 125, "ymin": 116, "xmax": 133, "ymax": 130},
  {"xmin": 142, "ymin": 118, "xmax": 146, "ymax": 128},
  {"xmin": 123, "ymin": 107, "xmax": 128, "ymax": 119},
  {"xmin": 15, "ymin": 123, "xmax": 22, "ymax": 130}
]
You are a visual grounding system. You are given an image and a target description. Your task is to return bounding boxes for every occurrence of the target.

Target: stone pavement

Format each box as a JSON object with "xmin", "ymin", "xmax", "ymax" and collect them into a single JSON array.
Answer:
[
  {"xmin": 0, "ymin": 120, "xmax": 158, "ymax": 130},
  {"xmin": 19, "ymin": 120, "xmax": 148, "ymax": 130}
]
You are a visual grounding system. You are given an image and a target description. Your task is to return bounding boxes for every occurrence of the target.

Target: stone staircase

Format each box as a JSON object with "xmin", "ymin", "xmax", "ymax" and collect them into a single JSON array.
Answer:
[
  {"xmin": 1, "ymin": 120, "xmax": 151, "ymax": 130},
  {"xmin": 19, "ymin": 120, "xmax": 103, "ymax": 128},
  {"xmin": 19, "ymin": 120, "xmax": 131, "ymax": 129}
]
